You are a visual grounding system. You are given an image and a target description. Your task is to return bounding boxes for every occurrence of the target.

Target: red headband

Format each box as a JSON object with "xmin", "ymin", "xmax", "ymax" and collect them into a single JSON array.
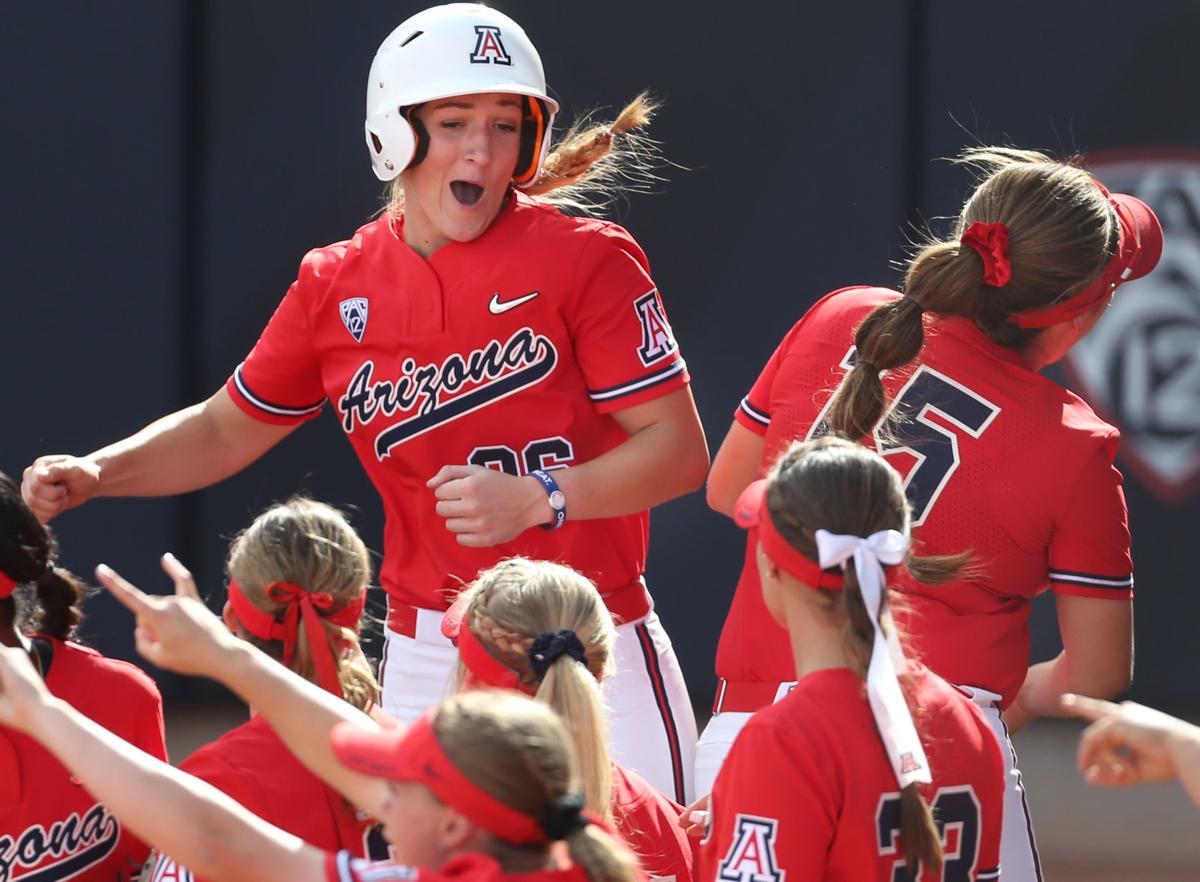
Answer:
[
  {"xmin": 227, "ymin": 579, "xmax": 365, "ymax": 696},
  {"xmin": 0, "ymin": 571, "xmax": 17, "ymax": 600},
  {"xmin": 1008, "ymin": 184, "xmax": 1163, "ymax": 329},
  {"xmin": 333, "ymin": 713, "xmax": 563, "ymax": 844},
  {"xmin": 734, "ymin": 480, "xmax": 845, "ymax": 590},
  {"xmin": 456, "ymin": 615, "xmax": 535, "ymax": 695}
]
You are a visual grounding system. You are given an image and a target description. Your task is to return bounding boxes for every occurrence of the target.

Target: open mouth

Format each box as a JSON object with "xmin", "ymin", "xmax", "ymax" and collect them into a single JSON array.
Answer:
[{"xmin": 450, "ymin": 181, "xmax": 484, "ymax": 206}]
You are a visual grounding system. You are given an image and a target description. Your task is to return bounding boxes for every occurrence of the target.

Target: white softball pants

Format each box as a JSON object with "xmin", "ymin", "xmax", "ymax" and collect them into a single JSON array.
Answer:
[{"xmin": 379, "ymin": 607, "xmax": 697, "ymax": 804}]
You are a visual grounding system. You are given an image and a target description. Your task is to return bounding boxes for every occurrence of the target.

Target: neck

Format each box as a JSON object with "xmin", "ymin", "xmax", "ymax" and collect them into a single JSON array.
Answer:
[{"xmin": 780, "ymin": 587, "xmax": 854, "ymax": 680}]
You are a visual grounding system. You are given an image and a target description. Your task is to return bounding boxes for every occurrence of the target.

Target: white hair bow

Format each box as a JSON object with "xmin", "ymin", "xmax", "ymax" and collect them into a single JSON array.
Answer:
[{"xmin": 815, "ymin": 528, "xmax": 932, "ymax": 789}]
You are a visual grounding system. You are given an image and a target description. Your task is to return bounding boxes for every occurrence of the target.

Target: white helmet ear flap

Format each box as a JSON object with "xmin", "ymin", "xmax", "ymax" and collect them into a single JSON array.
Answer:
[{"xmin": 365, "ymin": 108, "xmax": 416, "ymax": 182}]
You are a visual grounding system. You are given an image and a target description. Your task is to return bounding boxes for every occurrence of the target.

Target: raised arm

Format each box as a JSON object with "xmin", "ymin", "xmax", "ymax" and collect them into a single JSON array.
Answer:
[
  {"xmin": 96, "ymin": 556, "xmax": 389, "ymax": 813},
  {"xmin": 0, "ymin": 645, "xmax": 325, "ymax": 882},
  {"xmin": 22, "ymin": 387, "xmax": 297, "ymax": 522}
]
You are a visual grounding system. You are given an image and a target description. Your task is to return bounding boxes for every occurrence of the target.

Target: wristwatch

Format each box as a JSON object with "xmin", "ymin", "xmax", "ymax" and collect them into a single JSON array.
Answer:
[{"xmin": 530, "ymin": 469, "xmax": 567, "ymax": 530}]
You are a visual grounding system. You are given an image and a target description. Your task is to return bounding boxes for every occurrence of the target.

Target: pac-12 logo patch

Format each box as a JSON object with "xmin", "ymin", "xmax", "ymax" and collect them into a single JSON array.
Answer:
[
  {"xmin": 1063, "ymin": 154, "xmax": 1200, "ymax": 503},
  {"xmin": 470, "ymin": 26, "xmax": 512, "ymax": 65},
  {"xmin": 339, "ymin": 298, "xmax": 369, "ymax": 343},
  {"xmin": 634, "ymin": 289, "xmax": 678, "ymax": 366},
  {"xmin": 717, "ymin": 815, "xmax": 786, "ymax": 882}
]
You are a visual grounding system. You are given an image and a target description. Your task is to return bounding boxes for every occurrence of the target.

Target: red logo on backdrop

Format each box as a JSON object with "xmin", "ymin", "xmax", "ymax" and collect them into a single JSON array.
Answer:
[{"xmin": 1063, "ymin": 153, "xmax": 1200, "ymax": 504}]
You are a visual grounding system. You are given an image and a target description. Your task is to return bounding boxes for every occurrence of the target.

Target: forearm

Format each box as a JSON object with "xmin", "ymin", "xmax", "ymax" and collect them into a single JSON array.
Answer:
[
  {"xmin": 89, "ymin": 391, "xmax": 290, "ymax": 498},
  {"xmin": 32, "ymin": 697, "xmax": 309, "ymax": 882},
  {"xmin": 213, "ymin": 640, "xmax": 383, "ymax": 809},
  {"xmin": 1013, "ymin": 651, "xmax": 1129, "ymax": 726},
  {"xmin": 551, "ymin": 414, "xmax": 708, "ymax": 522}
]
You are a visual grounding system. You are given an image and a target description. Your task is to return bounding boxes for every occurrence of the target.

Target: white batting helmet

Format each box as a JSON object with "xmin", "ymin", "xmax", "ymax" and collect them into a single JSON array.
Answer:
[{"xmin": 364, "ymin": 3, "xmax": 559, "ymax": 185}]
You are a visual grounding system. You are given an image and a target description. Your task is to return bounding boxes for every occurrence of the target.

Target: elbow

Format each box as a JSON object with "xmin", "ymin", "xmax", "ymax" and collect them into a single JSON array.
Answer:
[
  {"xmin": 1075, "ymin": 662, "xmax": 1133, "ymax": 701},
  {"xmin": 683, "ymin": 442, "xmax": 711, "ymax": 495},
  {"xmin": 705, "ymin": 478, "xmax": 735, "ymax": 517}
]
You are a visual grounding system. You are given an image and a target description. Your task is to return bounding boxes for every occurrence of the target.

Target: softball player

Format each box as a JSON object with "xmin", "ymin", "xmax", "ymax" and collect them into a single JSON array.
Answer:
[
  {"xmin": 23, "ymin": 3, "xmax": 706, "ymax": 801},
  {"xmin": 0, "ymin": 470, "xmax": 166, "ymax": 882},
  {"xmin": 699, "ymin": 438, "xmax": 1003, "ymax": 881},
  {"xmin": 442, "ymin": 557, "xmax": 693, "ymax": 882},
  {"xmin": 150, "ymin": 497, "xmax": 383, "ymax": 882},
  {"xmin": 699, "ymin": 148, "xmax": 1163, "ymax": 880},
  {"xmin": 0, "ymin": 560, "xmax": 643, "ymax": 882}
]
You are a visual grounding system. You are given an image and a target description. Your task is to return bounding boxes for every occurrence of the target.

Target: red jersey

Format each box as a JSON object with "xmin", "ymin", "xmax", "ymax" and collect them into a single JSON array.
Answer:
[
  {"xmin": 326, "ymin": 852, "xmax": 593, "ymax": 882},
  {"xmin": 717, "ymin": 286, "xmax": 1133, "ymax": 706},
  {"xmin": 149, "ymin": 715, "xmax": 377, "ymax": 882},
  {"xmin": 0, "ymin": 637, "xmax": 166, "ymax": 882},
  {"xmin": 699, "ymin": 666, "xmax": 1003, "ymax": 882},
  {"xmin": 228, "ymin": 192, "xmax": 688, "ymax": 618},
  {"xmin": 612, "ymin": 764, "xmax": 691, "ymax": 882}
]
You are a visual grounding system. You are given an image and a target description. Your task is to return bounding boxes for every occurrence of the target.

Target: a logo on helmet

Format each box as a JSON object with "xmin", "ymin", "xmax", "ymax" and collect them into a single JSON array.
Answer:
[
  {"xmin": 470, "ymin": 26, "xmax": 512, "ymax": 66},
  {"xmin": 1062, "ymin": 154, "xmax": 1200, "ymax": 504}
]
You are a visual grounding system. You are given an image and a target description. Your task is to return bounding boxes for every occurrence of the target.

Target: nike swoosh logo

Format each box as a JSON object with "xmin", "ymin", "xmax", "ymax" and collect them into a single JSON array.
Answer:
[{"xmin": 489, "ymin": 291, "xmax": 540, "ymax": 314}]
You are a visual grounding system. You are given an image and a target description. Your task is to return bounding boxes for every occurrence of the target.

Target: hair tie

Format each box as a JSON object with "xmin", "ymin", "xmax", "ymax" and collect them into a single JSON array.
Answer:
[
  {"xmin": 856, "ymin": 359, "xmax": 879, "ymax": 373},
  {"xmin": 539, "ymin": 792, "xmax": 589, "ymax": 840},
  {"xmin": 814, "ymin": 529, "xmax": 931, "ymax": 791},
  {"xmin": 961, "ymin": 221, "xmax": 1012, "ymax": 287},
  {"xmin": 528, "ymin": 630, "xmax": 586, "ymax": 681},
  {"xmin": 901, "ymin": 294, "xmax": 925, "ymax": 313},
  {"xmin": 0, "ymin": 570, "xmax": 17, "ymax": 600}
]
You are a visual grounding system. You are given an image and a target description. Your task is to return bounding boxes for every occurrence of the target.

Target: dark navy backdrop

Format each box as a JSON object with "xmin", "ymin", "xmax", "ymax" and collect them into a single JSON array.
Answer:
[{"xmin": 3, "ymin": 1, "xmax": 1197, "ymax": 708}]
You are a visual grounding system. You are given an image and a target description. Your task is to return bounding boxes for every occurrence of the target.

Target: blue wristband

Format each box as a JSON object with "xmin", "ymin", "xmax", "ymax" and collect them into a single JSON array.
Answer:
[{"xmin": 530, "ymin": 469, "xmax": 567, "ymax": 531}]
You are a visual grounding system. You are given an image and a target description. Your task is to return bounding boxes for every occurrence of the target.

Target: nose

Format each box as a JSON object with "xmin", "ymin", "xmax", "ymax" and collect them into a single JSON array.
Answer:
[{"xmin": 463, "ymin": 124, "xmax": 493, "ymax": 164}]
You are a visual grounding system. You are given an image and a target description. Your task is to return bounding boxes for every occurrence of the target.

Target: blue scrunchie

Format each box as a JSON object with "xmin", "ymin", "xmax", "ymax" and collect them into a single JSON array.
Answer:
[{"xmin": 528, "ymin": 630, "xmax": 587, "ymax": 681}]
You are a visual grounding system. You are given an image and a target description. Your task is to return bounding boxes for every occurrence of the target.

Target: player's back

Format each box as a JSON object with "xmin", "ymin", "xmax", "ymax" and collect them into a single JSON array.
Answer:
[
  {"xmin": 700, "ymin": 665, "xmax": 1003, "ymax": 882},
  {"xmin": 730, "ymin": 285, "xmax": 1132, "ymax": 704}
]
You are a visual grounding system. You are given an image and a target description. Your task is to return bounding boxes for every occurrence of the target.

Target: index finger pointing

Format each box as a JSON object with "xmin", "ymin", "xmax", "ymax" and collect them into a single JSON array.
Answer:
[
  {"xmin": 161, "ymin": 553, "xmax": 201, "ymax": 601},
  {"xmin": 96, "ymin": 564, "xmax": 153, "ymax": 614},
  {"xmin": 1061, "ymin": 693, "xmax": 1120, "ymax": 722}
]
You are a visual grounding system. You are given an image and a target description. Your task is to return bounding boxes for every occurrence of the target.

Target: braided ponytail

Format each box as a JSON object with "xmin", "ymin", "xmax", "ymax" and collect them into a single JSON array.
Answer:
[
  {"xmin": 454, "ymin": 558, "xmax": 616, "ymax": 820},
  {"xmin": 0, "ymin": 471, "xmax": 89, "ymax": 640}
]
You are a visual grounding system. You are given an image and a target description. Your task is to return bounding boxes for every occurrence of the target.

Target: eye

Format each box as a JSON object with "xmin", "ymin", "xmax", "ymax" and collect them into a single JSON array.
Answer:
[
  {"xmin": 495, "ymin": 121, "xmax": 519, "ymax": 134},
  {"xmin": 439, "ymin": 119, "xmax": 465, "ymax": 130}
]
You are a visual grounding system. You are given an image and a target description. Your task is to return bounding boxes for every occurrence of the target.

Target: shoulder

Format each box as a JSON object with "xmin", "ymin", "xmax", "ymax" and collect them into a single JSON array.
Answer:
[
  {"xmin": 295, "ymin": 216, "xmax": 389, "ymax": 288},
  {"xmin": 179, "ymin": 718, "xmax": 269, "ymax": 781},
  {"xmin": 511, "ymin": 194, "xmax": 649, "ymax": 270},
  {"xmin": 46, "ymin": 639, "xmax": 161, "ymax": 707}
]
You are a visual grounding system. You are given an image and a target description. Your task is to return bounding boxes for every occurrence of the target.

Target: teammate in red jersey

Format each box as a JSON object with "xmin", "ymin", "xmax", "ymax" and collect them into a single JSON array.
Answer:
[
  {"xmin": 0, "ymin": 470, "xmax": 166, "ymax": 882},
  {"xmin": 21, "ymin": 3, "xmax": 707, "ymax": 801},
  {"xmin": 149, "ymin": 497, "xmax": 384, "ymax": 882},
  {"xmin": 698, "ymin": 437, "xmax": 1004, "ymax": 882},
  {"xmin": 0, "ymin": 556, "xmax": 643, "ymax": 882},
  {"xmin": 699, "ymin": 148, "xmax": 1163, "ymax": 880},
  {"xmin": 441, "ymin": 557, "xmax": 692, "ymax": 882}
]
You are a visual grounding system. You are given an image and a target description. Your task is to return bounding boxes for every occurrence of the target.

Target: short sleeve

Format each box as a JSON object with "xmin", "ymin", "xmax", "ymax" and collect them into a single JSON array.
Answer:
[
  {"xmin": 699, "ymin": 723, "xmax": 833, "ymax": 882},
  {"xmin": 568, "ymin": 225, "xmax": 689, "ymax": 413},
  {"xmin": 226, "ymin": 255, "xmax": 329, "ymax": 425},
  {"xmin": 732, "ymin": 320, "xmax": 807, "ymax": 437},
  {"xmin": 1049, "ymin": 436, "xmax": 1134, "ymax": 600}
]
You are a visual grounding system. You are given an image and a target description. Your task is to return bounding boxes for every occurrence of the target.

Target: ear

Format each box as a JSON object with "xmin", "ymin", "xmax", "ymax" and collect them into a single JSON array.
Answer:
[
  {"xmin": 437, "ymin": 806, "xmax": 481, "ymax": 855},
  {"xmin": 221, "ymin": 601, "xmax": 240, "ymax": 635}
]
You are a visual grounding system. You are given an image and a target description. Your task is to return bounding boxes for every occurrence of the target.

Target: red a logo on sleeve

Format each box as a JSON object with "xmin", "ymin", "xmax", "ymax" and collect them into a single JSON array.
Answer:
[
  {"xmin": 634, "ymin": 290, "xmax": 678, "ymax": 366},
  {"xmin": 718, "ymin": 815, "xmax": 786, "ymax": 882}
]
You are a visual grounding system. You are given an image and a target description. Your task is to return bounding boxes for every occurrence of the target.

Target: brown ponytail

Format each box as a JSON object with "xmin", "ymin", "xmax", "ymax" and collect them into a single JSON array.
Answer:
[
  {"xmin": 765, "ymin": 437, "xmax": 961, "ymax": 872},
  {"xmin": 827, "ymin": 146, "xmax": 1116, "ymax": 440},
  {"xmin": 435, "ymin": 690, "xmax": 639, "ymax": 882},
  {"xmin": 0, "ymin": 471, "xmax": 90, "ymax": 640}
]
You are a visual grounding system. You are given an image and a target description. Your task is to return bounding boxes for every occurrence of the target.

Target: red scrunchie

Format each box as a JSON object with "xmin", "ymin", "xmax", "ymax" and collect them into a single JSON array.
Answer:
[{"xmin": 961, "ymin": 221, "xmax": 1012, "ymax": 287}]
